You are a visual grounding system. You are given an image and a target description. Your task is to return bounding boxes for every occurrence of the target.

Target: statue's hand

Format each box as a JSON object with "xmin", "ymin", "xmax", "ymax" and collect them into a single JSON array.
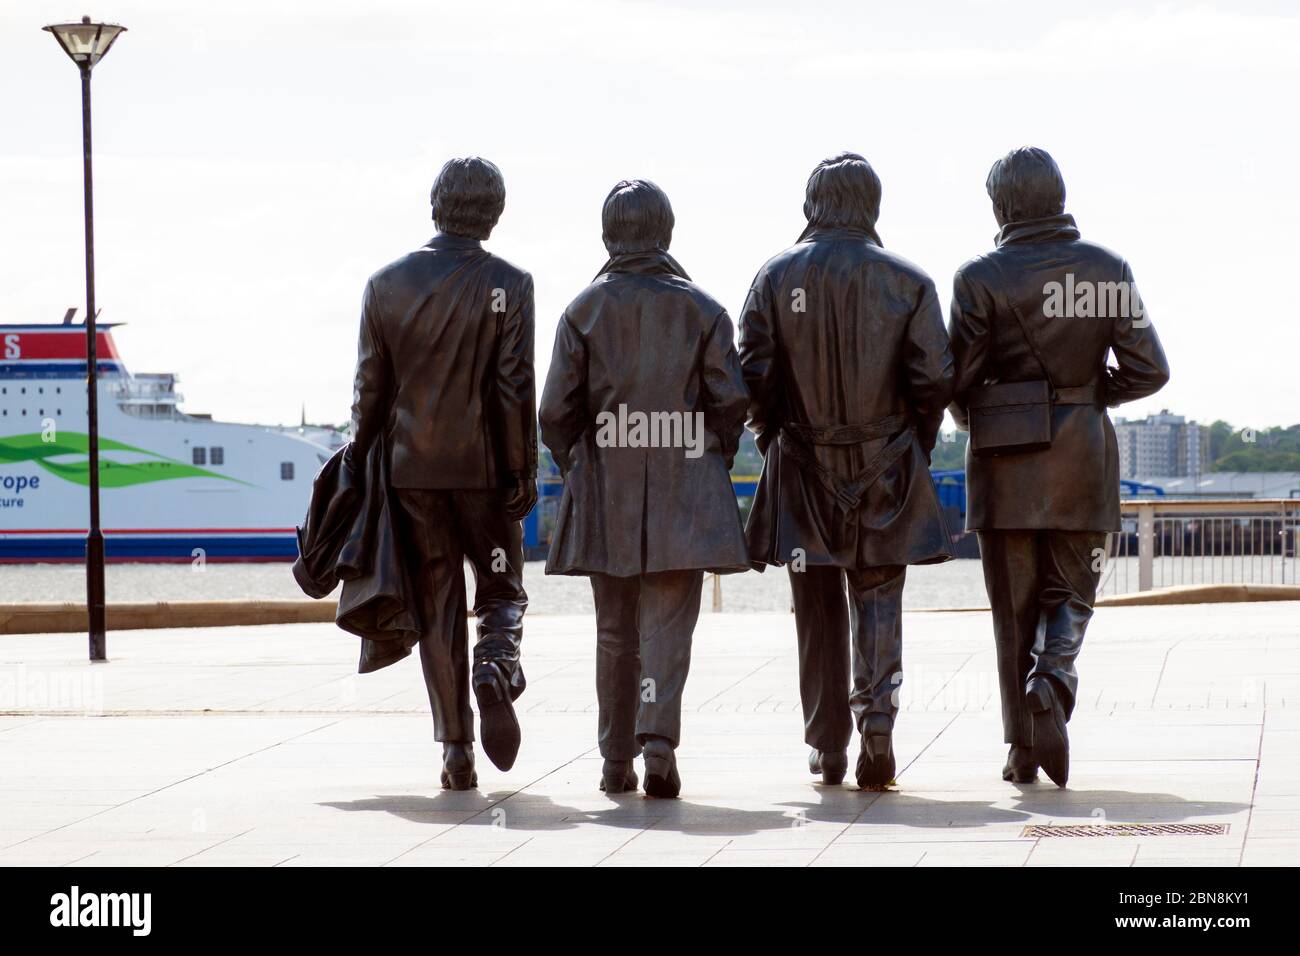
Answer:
[{"xmin": 504, "ymin": 475, "xmax": 538, "ymax": 520}]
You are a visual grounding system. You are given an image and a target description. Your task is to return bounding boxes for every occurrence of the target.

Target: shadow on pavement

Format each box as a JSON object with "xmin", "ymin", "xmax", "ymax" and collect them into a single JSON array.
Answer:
[
  {"xmin": 1007, "ymin": 789, "xmax": 1249, "ymax": 823},
  {"xmin": 323, "ymin": 781, "xmax": 1248, "ymax": 836}
]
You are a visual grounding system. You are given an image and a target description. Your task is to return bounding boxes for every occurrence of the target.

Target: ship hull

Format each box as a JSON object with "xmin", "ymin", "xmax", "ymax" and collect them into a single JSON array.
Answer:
[{"xmin": 0, "ymin": 531, "xmax": 298, "ymax": 562}]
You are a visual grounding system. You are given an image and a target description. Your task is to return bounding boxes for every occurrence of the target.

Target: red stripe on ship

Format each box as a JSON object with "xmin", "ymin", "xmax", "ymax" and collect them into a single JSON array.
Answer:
[{"xmin": 1, "ymin": 330, "xmax": 121, "ymax": 361}]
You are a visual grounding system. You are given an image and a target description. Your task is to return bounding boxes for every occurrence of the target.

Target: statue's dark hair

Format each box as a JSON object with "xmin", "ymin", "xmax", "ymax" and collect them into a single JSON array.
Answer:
[
  {"xmin": 985, "ymin": 147, "xmax": 1066, "ymax": 223},
  {"xmin": 803, "ymin": 152, "xmax": 882, "ymax": 232},
  {"xmin": 430, "ymin": 156, "xmax": 506, "ymax": 240},
  {"xmin": 601, "ymin": 179, "xmax": 674, "ymax": 254}
]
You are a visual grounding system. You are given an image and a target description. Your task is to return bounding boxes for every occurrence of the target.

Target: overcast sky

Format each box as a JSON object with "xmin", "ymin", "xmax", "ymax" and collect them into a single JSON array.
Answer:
[{"xmin": 3, "ymin": 1, "xmax": 1297, "ymax": 431}]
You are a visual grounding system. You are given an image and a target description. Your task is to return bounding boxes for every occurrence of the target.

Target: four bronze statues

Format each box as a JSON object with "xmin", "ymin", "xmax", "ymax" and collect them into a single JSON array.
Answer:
[{"xmin": 302, "ymin": 146, "xmax": 1168, "ymax": 798}]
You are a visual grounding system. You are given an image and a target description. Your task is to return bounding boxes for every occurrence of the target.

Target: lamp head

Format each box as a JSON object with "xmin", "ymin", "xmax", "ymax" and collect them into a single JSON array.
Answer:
[{"xmin": 43, "ymin": 16, "xmax": 126, "ymax": 69}]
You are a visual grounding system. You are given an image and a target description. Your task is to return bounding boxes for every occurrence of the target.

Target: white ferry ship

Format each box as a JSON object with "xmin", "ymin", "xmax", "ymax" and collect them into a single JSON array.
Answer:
[{"xmin": 0, "ymin": 320, "xmax": 334, "ymax": 562}]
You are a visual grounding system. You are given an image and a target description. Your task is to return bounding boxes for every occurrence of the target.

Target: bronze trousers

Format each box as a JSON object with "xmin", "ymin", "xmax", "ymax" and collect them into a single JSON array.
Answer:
[
  {"xmin": 589, "ymin": 570, "xmax": 704, "ymax": 760},
  {"xmin": 788, "ymin": 564, "xmax": 907, "ymax": 753},
  {"xmin": 977, "ymin": 530, "xmax": 1107, "ymax": 745},
  {"xmin": 396, "ymin": 489, "xmax": 528, "ymax": 744}
]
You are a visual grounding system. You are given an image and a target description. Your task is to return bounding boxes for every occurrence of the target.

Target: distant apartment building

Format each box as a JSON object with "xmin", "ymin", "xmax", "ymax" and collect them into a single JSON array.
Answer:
[{"xmin": 1114, "ymin": 410, "xmax": 1211, "ymax": 480}]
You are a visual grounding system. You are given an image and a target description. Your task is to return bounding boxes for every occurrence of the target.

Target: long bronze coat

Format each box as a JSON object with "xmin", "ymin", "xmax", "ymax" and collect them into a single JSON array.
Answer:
[
  {"xmin": 948, "ymin": 214, "xmax": 1170, "ymax": 531},
  {"xmin": 739, "ymin": 227, "xmax": 956, "ymax": 570},
  {"xmin": 351, "ymin": 233, "xmax": 537, "ymax": 488},
  {"xmin": 540, "ymin": 251, "xmax": 750, "ymax": 577}
]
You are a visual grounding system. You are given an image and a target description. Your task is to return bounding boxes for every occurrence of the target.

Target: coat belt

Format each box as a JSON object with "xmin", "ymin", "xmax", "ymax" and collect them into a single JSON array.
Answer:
[
  {"xmin": 780, "ymin": 414, "xmax": 908, "ymax": 445},
  {"xmin": 1052, "ymin": 382, "xmax": 1099, "ymax": 405},
  {"xmin": 778, "ymin": 416, "xmax": 914, "ymax": 512}
]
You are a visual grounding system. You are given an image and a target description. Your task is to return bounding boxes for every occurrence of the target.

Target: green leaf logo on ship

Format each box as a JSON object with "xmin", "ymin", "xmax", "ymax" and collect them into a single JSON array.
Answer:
[{"xmin": 0, "ymin": 432, "xmax": 248, "ymax": 488}]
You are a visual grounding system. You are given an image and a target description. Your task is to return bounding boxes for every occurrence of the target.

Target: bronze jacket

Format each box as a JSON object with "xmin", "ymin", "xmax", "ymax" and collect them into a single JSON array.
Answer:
[
  {"xmin": 540, "ymin": 250, "xmax": 750, "ymax": 577},
  {"xmin": 292, "ymin": 440, "xmax": 419, "ymax": 675},
  {"xmin": 739, "ymin": 227, "xmax": 956, "ymax": 570},
  {"xmin": 350, "ymin": 233, "xmax": 537, "ymax": 489},
  {"xmin": 948, "ymin": 214, "xmax": 1170, "ymax": 532}
]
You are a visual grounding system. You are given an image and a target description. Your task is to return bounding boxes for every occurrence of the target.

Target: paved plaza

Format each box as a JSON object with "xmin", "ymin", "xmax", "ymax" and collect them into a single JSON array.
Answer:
[{"xmin": 1, "ymin": 601, "xmax": 1297, "ymax": 866}]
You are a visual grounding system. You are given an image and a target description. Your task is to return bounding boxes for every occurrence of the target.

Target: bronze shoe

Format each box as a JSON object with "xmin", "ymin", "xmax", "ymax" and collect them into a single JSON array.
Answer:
[
  {"xmin": 1027, "ymin": 678, "xmax": 1070, "ymax": 788},
  {"xmin": 599, "ymin": 759, "xmax": 639, "ymax": 794},
  {"xmin": 641, "ymin": 737, "xmax": 681, "ymax": 799},
  {"xmin": 473, "ymin": 661, "xmax": 521, "ymax": 772},
  {"xmin": 1001, "ymin": 744, "xmax": 1039, "ymax": 783},
  {"xmin": 440, "ymin": 741, "xmax": 478, "ymax": 791},
  {"xmin": 809, "ymin": 748, "xmax": 849, "ymax": 785}
]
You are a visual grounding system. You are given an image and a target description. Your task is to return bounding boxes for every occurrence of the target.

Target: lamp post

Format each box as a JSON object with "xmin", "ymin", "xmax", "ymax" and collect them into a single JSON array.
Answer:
[{"xmin": 43, "ymin": 16, "xmax": 126, "ymax": 663}]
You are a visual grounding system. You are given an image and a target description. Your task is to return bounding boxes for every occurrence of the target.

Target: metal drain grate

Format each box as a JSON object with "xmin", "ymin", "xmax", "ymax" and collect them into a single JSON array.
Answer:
[{"xmin": 1022, "ymin": 823, "xmax": 1229, "ymax": 838}]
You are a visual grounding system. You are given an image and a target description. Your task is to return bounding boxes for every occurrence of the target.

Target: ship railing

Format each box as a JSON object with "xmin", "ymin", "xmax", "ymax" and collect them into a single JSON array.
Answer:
[{"xmin": 107, "ymin": 379, "xmax": 186, "ymax": 418}]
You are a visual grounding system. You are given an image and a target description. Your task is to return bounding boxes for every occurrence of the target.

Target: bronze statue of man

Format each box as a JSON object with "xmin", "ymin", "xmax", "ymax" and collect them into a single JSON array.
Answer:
[
  {"xmin": 739, "ymin": 153, "xmax": 955, "ymax": 789},
  {"xmin": 540, "ymin": 179, "xmax": 749, "ymax": 798},
  {"xmin": 948, "ymin": 146, "xmax": 1169, "ymax": 787},
  {"xmin": 350, "ymin": 156, "xmax": 537, "ymax": 790}
]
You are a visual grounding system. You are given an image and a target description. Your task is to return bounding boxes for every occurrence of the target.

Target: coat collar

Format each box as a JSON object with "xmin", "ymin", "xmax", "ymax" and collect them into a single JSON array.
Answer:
[
  {"xmin": 594, "ymin": 249, "xmax": 691, "ymax": 281},
  {"xmin": 425, "ymin": 232, "xmax": 484, "ymax": 251},
  {"xmin": 995, "ymin": 213, "xmax": 1080, "ymax": 247},
  {"xmin": 797, "ymin": 224, "xmax": 883, "ymax": 247}
]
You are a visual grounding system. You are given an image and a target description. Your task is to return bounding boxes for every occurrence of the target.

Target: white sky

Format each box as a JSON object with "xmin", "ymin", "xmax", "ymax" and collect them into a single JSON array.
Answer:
[{"xmin": 3, "ymin": 1, "xmax": 1297, "ymax": 430}]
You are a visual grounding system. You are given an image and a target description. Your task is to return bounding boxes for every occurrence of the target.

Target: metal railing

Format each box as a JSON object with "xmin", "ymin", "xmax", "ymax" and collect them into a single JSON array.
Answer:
[{"xmin": 1100, "ymin": 498, "xmax": 1300, "ymax": 596}]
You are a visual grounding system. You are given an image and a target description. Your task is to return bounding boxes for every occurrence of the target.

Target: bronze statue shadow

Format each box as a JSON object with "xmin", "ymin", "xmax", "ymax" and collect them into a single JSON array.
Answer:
[
  {"xmin": 1006, "ymin": 787, "xmax": 1249, "ymax": 824},
  {"xmin": 323, "ymin": 784, "xmax": 1039, "ymax": 837},
  {"xmin": 825, "ymin": 785, "xmax": 1249, "ymax": 829},
  {"xmin": 322, "ymin": 783, "xmax": 1247, "ymax": 836},
  {"xmin": 322, "ymin": 790, "xmax": 853, "ymax": 836},
  {"xmin": 793, "ymin": 789, "xmax": 1031, "ymax": 829}
]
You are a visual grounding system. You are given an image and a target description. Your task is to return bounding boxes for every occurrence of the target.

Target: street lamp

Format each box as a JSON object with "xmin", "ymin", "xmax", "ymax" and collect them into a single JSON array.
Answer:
[{"xmin": 43, "ymin": 16, "xmax": 127, "ymax": 663}]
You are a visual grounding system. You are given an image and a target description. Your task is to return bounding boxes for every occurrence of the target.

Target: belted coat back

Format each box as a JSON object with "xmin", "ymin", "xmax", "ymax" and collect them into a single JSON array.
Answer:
[{"xmin": 739, "ymin": 227, "xmax": 956, "ymax": 570}]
